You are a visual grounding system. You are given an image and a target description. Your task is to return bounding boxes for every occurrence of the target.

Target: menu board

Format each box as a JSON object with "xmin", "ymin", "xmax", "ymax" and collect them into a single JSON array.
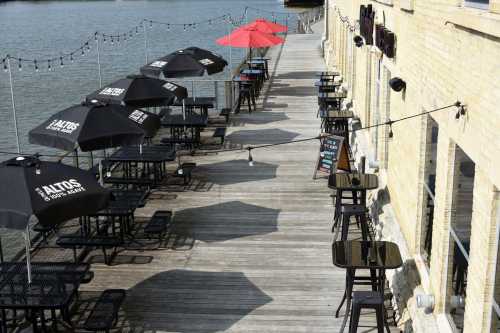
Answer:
[{"xmin": 313, "ymin": 135, "xmax": 344, "ymax": 179}]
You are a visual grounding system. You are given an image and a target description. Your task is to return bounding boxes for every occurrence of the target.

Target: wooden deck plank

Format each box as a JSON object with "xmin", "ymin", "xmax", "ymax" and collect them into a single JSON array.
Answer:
[{"xmin": 25, "ymin": 24, "xmax": 399, "ymax": 333}]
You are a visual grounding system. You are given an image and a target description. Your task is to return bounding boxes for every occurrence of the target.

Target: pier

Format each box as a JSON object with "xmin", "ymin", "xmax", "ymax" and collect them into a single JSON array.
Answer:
[{"xmin": 22, "ymin": 22, "xmax": 399, "ymax": 333}]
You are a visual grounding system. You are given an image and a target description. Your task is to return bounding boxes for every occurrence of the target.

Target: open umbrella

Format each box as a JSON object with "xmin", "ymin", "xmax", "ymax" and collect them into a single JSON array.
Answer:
[
  {"xmin": 85, "ymin": 74, "xmax": 187, "ymax": 108},
  {"xmin": 140, "ymin": 47, "xmax": 228, "ymax": 78},
  {"xmin": 29, "ymin": 103, "xmax": 146, "ymax": 152},
  {"xmin": 216, "ymin": 27, "xmax": 284, "ymax": 61},
  {"xmin": 0, "ymin": 155, "xmax": 111, "ymax": 283},
  {"xmin": 239, "ymin": 18, "xmax": 288, "ymax": 34}
]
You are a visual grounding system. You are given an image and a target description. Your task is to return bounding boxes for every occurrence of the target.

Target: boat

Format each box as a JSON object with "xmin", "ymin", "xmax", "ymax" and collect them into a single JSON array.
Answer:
[{"xmin": 284, "ymin": 0, "xmax": 324, "ymax": 6}]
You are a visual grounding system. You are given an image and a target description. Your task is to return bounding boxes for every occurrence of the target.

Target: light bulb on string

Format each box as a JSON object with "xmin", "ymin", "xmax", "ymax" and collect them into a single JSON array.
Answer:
[
  {"xmin": 18, "ymin": 58, "xmax": 22, "ymax": 71},
  {"xmin": 70, "ymin": 53, "xmax": 74, "ymax": 63},
  {"xmin": 48, "ymin": 60, "xmax": 52, "ymax": 71},
  {"xmin": 81, "ymin": 48, "xmax": 85, "ymax": 56},
  {"xmin": 247, "ymin": 148, "xmax": 254, "ymax": 167},
  {"xmin": 111, "ymin": 37, "xmax": 114, "ymax": 45},
  {"xmin": 103, "ymin": 36, "xmax": 107, "ymax": 44},
  {"xmin": 167, "ymin": 24, "xmax": 170, "ymax": 31},
  {"xmin": 387, "ymin": 120, "xmax": 394, "ymax": 138},
  {"xmin": 60, "ymin": 56, "xmax": 64, "ymax": 68},
  {"xmin": 2, "ymin": 58, "xmax": 7, "ymax": 72},
  {"xmin": 150, "ymin": 20, "xmax": 153, "ymax": 28},
  {"xmin": 34, "ymin": 60, "xmax": 39, "ymax": 72},
  {"xmin": 86, "ymin": 42, "xmax": 91, "ymax": 51}
]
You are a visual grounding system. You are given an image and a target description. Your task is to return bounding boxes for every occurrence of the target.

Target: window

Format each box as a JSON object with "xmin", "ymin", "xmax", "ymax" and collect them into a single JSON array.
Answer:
[
  {"xmin": 420, "ymin": 117, "xmax": 439, "ymax": 265},
  {"xmin": 490, "ymin": 192, "xmax": 500, "ymax": 332},
  {"xmin": 464, "ymin": 0, "xmax": 489, "ymax": 10},
  {"xmin": 446, "ymin": 145, "xmax": 475, "ymax": 331}
]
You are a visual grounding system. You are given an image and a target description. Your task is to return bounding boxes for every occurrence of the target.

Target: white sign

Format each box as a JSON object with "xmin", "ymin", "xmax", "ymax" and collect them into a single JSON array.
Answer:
[
  {"xmin": 163, "ymin": 82, "xmax": 178, "ymax": 92},
  {"xmin": 35, "ymin": 179, "xmax": 86, "ymax": 202},
  {"xmin": 150, "ymin": 61, "xmax": 167, "ymax": 68},
  {"xmin": 46, "ymin": 120, "xmax": 80, "ymax": 134},
  {"xmin": 129, "ymin": 110, "xmax": 148, "ymax": 124},
  {"xmin": 99, "ymin": 87, "xmax": 125, "ymax": 96},
  {"xmin": 199, "ymin": 58, "xmax": 214, "ymax": 66}
]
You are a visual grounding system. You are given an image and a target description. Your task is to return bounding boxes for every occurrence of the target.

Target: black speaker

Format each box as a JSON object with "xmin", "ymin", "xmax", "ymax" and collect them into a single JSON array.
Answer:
[
  {"xmin": 353, "ymin": 35, "xmax": 364, "ymax": 47},
  {"xmin": 389, "ymin": 77, "xmax": 406, "ymax": 92},
  {"xmin": 375, "ymin": 24, "xmax": 385, "ymax": 50}
]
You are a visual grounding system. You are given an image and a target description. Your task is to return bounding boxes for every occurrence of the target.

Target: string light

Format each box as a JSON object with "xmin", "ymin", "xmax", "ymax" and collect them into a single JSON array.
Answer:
[
  {"xmin": 387, "ymin": 120, "xmax": 394, "ymax": 138},
  {"xmin": 34, "ymin": 60, "xmax": 39, "ymax": 72},
  {"xmin": 184, "ymin": 24, "xmax": 187, "ymax": 31},
  {"xmin": 47, "ymin": 59, "xmax": 52, "ymax": 71},
  {"xmin": 18, "ymin": 58, "xmax": 22, "ymax": 71},
  {"xmin": 60, "ymin": 56, "xmax": 64, "ymax": 68},
  {"xmin": 81, "ymin": 48, "xmax": 85, "ymax": 56},
  {"xmin": 70, "ymin": 53, "xmax": 74, "ymax": 63},
  {"xmin": 247, "ymin": 147, "xmax": 254, "ymax": 167},
  {"xmin": 2, "ymin": 58, "xmax": 7, "ymax": 72}
]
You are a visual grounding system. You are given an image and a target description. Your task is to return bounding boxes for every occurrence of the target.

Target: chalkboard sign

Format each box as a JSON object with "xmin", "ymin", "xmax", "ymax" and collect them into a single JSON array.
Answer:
[{"xmin": 313, "ymin": 135, "xmax": 344, "ymax": 179}]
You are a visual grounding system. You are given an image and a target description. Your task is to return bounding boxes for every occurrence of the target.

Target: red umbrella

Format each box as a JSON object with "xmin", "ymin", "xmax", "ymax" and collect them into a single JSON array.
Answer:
[
  {"xmin": 239, "ymin": 18, "xmax": 288, "ymax": 34},
  {"xmin": 216, "ymin": 27, "xmax": 285, "ymax": 48}
]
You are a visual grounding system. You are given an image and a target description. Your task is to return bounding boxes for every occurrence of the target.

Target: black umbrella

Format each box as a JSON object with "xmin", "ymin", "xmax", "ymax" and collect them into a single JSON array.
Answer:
[
  {"xmin": 140, "ymin": 47, "xmax": 228, "ymax": 78},
  {"xmin": 29, "ymin": 103, "xmax": 146, "ymax": 152},
  {"xmin": 85, "ymin": 75, "xmax": 188, "ymax": 107},
  {"xmin": 0, "ymin": 155, "xmax": 111, "ymax": 282}
]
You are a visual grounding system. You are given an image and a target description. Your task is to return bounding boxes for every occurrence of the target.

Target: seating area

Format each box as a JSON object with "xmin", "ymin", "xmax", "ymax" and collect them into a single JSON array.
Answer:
[{"xmin": 0, "ymin": 20, "xmax": 403, "ymax": 333}]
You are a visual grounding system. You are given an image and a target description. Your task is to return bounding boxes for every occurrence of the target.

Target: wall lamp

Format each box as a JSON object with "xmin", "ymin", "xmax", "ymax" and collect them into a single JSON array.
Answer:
[
  {"xmin": 353, "ymin": 35, "xmax": 364, "ymax": 48},
  {"xmin": 389, "ymin": 77, "xmax": 406, "ymax": 92}
]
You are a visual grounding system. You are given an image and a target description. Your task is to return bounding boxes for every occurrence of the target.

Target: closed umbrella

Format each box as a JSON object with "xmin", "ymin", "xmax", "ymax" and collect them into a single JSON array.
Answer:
[
  {"xmin": 0, "ymin": 155, "xmax": 111, "ymax": 283},
  {"xmin": 86, "ymin": 74, "xmax": 187, "ymax": 108}
]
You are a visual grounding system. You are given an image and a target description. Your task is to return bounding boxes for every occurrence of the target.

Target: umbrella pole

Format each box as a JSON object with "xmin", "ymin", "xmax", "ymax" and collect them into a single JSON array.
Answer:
[
  {"xmin": 6, "ymin": 57, "xmax": 21, "ymax": 154},
  {"xmin": 96, "ymin": 36, "xmax": 103, "ymax": 87},
  {"xmin": 143, "ymin": 24, "xmax": 149, "ymax": 64},
  {"xmin": 98, "ymin": 160, "xmax": 104, "ymax": 186},
  {"xmin": 24, "ymin": 227, "xmax": 32, "ymax": 285}
]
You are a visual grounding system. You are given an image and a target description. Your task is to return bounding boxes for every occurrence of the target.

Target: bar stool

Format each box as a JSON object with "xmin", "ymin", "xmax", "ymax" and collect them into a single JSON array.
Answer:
[
  {"xmin": 349, "ymin": 291, "xmax": 390, "ymax": 333},
  {"xmin": 236, "ymin": 84, "xmax": 254, "ymax": 113},
  {"xmin": 335, "ymin": 204, "xmax": 371, "ymax": 241}
]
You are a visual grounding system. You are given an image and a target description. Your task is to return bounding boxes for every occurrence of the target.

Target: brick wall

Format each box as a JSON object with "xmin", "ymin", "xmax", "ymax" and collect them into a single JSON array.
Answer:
[{"xmin": 324, "ymin": 0, "xmax": 500, "ymax": 331}]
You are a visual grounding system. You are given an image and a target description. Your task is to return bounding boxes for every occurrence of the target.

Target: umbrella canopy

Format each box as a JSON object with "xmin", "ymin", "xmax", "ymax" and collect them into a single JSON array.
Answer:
[
  {"xmin": 29, "ymin": 103, "xmax": 145, "ymax": 152},
  {"xmin": 85, "ymin": 75, "xmax": 188, "ymax": 107},
  {"xmin": 239, "ymin": 18, "xmax": 288, "ymax": 34},
  {"xmin": 0, "ymin": 155, "xmax": 111, "ymax": 229},
  {"xmin": 216, "ymin": 27, "xmax": 285, "ymax": 48},
  {"xmin": 117, "ymin": 106, "xmax": 161, "ymax": 138},
  {"xmin": 140, "ymin": 47, "xmax": 228, "ymax": 78}
]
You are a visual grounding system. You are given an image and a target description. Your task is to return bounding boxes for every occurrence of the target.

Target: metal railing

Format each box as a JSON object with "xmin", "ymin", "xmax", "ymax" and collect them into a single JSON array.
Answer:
[{"xmin": 297, "ymin": 6, "xmax": 324, "ymax": 34}]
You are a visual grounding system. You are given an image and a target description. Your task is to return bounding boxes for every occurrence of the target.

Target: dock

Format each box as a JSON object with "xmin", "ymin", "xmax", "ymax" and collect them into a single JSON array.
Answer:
[{"xmin": 26, "ymin": 23, "xmax": 399, "ymax": 333}]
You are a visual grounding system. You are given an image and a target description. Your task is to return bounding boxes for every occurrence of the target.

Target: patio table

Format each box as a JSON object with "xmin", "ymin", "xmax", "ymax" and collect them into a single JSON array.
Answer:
[
  {"xmin": 332, "ymin": 240, "xmax": 402, "ymax": 333},
  {"xmin": 173, "ymin": 97, "xmax": 215, "ymax": 116},
  {"xmin": 161, "ymin": 114, "xmax": 208, "ymax": 147},
  {"xmin": 0, "ymin": 262, "xmax": 90, "ymax": 332}
]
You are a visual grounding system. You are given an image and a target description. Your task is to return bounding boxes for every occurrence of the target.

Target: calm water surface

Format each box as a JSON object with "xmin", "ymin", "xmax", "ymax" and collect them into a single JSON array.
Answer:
[{"xmin": 0, "ymin": 0, "xmax": 301, "ymax": 259}]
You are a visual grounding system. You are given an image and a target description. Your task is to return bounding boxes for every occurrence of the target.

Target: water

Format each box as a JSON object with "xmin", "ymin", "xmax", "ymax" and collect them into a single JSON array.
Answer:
[{"xmin": 0, "ymin": 0, "xmax": 302, "ymax": 260}]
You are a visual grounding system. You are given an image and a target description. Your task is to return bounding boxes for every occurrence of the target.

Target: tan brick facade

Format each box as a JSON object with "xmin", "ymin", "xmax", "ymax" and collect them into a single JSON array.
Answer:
[{"xmin": 324, "ymin": 0, "xmax": 500, "ymax": 331}]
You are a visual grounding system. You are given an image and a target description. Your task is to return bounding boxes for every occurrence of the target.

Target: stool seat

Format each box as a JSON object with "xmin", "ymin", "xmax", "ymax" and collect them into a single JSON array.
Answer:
[
  {"xmin": 341, "ymin": 204, "xmax": 368, "ymax": 215},
  {"xmin": 352, "ymin": 291, "xmax": 384, "ymax": 306},
  {"xmin": 350, "ymin": 290, "xmax": 390, "ymax": 333}
]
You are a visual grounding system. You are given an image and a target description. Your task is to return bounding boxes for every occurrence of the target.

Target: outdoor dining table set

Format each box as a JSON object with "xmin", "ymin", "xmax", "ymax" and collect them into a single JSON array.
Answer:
[
  {"xmin": 328, "ymin": 170, "xmax": 403, "ymax": 333},
  {"xmin": 233, "ymin": 57, "xmax": 270, "ymax": 113}
]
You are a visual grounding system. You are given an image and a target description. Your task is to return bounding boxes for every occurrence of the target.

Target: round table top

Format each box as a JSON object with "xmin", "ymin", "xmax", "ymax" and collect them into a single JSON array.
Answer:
[{"xmin": 328, "ymin": 173, "xmax": 379, "ymax": 191}]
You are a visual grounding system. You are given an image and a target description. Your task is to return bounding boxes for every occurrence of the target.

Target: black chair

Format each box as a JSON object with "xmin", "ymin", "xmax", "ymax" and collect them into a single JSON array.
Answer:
[
  {"xmin": 236, "ymin": 85, "xmax": 254, "ymax": 113},
  {"xmin": 333, "ymin": 204, "xmax": 371, "ymax": 241},
  {"xmin": 349, "ymin": 290, "xmax": 390, "ymax": 333}
]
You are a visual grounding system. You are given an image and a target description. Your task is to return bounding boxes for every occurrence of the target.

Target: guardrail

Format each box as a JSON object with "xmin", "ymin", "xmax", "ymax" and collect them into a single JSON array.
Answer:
[{"xmin": 297, "ymin": 6, "xmax": 324, "ymax": 34}]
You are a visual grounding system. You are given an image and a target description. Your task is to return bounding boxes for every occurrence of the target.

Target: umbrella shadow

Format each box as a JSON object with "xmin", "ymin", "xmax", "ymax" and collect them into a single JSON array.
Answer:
[
  {"xmin": 225, "ymin": 128, "xmax": 300, "ymax": 146},
  {"xmin": 122, "ymin": 269, "xmax": 273, "ymax": 332},
  {"xmin": 172, "ymin": 201, "xmax": 280, "ymax": 243},
  {"xmin": 269, "ymin": 86, "xmax": 317, "ymax": 97},
  {"xmin": 230, "ymin": 112, "xmax": 290, "ymax": 126},
  {"xmin": 195, "ymin": 159, "xmax": 278, "ymax": 186},
  {"xmin": 274, "ymin": 71, "xmax": 319, "ymax": 80},
  {"xmin": 261, "ymin": 101, "xmax": 289, "ymax": 111}
]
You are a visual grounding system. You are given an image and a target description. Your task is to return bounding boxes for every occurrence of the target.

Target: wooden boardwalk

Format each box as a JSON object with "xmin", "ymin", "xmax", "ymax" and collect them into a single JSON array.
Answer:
[{"xmin": 28, "ymin": 25, "xmax": 399, "ymax": 333}]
